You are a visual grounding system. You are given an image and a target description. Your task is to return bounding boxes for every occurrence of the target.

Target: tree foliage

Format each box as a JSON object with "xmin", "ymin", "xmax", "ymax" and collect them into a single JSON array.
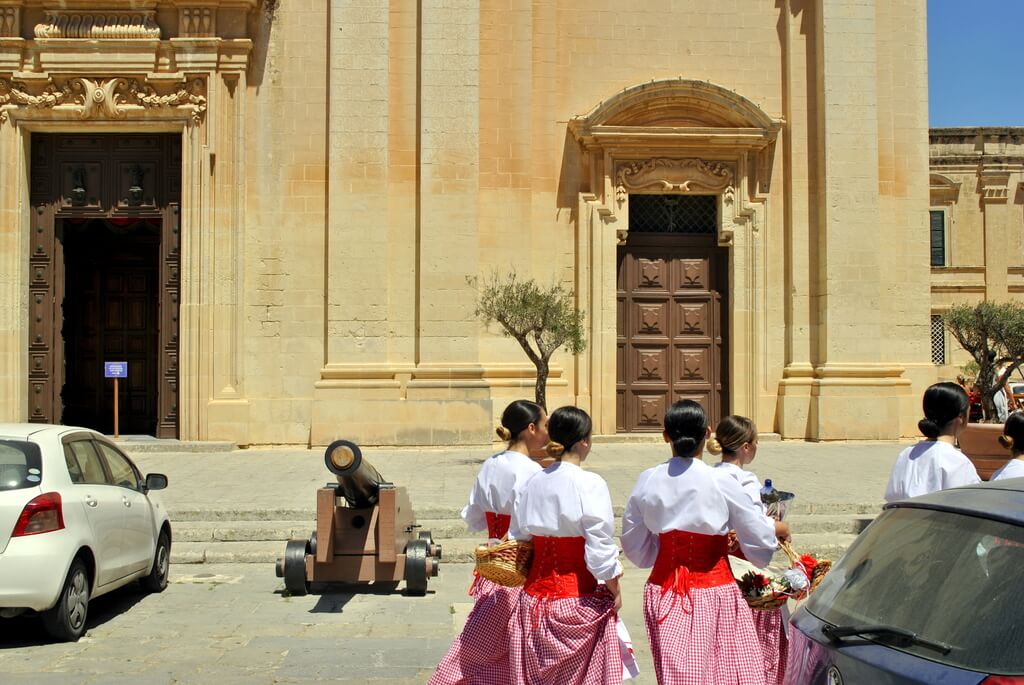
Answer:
[
  {"xmin": 473, "ymin": 271, "xmax": 586, "ymax": 409},
  {"xmin": 944, "ymin": 301, "xmax": 1024, "ymax": 421}
]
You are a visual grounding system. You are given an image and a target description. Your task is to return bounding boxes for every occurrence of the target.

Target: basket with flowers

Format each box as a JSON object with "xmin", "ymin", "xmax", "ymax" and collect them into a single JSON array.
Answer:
[{"xmin": 737, "ymin": 540, "xmax": 832, "ymax": 610}]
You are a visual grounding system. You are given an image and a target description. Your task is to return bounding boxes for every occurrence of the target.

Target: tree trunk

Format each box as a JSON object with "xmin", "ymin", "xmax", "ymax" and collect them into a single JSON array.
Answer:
[{"xmin": 534, "ymin": 360, "xmax": 549, "ymax": 411}]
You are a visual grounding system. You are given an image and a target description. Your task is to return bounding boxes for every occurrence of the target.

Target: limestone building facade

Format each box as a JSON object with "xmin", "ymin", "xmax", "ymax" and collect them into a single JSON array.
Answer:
[
  {"xmin": 929, "ymin": 128, "xmax": 1024, "ymax": 377},
  {"xmin": 0, "ymin": 1, "xmax": 934, "ymax": 445}
]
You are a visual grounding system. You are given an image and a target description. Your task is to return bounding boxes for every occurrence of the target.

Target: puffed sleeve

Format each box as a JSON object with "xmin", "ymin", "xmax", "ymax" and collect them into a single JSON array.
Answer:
[
  {"xmin": 579, "ymin": 475, "xmax": 623, "ymax": 581},
  {"xmin": 945, "ymin": 456, "xmax": 981, "ymax": 490},
  {"xmin": 460, "ymin": 477, "xmax": 488, "ymax": 533},
  {"xmin": 720, "ymin": 475, "xmax": 777, "ymax": 568},
  {"xmin": 507, "ymin": 486, "xmax": 531, "ymax": 542},
  {"xmin": 620, "ymin": 478, "xmax": 659, "ymax": 569}
]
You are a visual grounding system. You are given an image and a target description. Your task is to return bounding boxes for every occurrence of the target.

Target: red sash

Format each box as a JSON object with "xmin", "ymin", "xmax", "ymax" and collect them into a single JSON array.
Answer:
[
  {"xmin": 523, "ymin": 536, "xmax": 598, "ymax": 598},
  {"xmin": 648, "ymin": 531, "xmax": 733, "ymax": 622},
  {"xmin": 485, "ymin": 512, "xmax": 511, "ymax": 539}
]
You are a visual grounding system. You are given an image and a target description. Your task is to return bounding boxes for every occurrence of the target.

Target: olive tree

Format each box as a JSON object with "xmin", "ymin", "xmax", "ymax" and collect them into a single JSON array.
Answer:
[
  {"xmin": 472, "ymin": 271, "xmax": 586, "ymax": 410},
  {"xmin": 944, "ymin": 301, "xmax": 1024, "ymax": 421}
]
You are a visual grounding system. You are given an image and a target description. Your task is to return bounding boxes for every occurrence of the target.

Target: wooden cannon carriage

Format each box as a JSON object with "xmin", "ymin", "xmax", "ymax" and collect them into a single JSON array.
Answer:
[{"xmin": 275, "ymin": 440, "xmax": 441, "ymax": 596}]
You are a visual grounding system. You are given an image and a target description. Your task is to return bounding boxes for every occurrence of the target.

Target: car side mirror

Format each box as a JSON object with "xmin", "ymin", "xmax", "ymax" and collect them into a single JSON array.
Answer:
[{"xmin": 145, "ymin": 473, "xmax": 168, "ymax": 491}]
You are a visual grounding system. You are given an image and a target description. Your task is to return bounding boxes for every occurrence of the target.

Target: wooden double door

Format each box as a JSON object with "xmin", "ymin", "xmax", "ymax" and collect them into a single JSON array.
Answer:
[
  {"xmin": 616, "ymin": 234, "xmax": 728, "ymax": 432},
  {"xmin": 28, "ymin": 134, "xmax": 181, "ymax": 438}
]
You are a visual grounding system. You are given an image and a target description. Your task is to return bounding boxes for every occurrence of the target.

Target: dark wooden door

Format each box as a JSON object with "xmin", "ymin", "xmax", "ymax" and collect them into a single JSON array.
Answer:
[
  {"xmin": 616, "ymin": 234, "xmax": 727, "ymax": 432},
  {"xmin": 28, "ymin": 133, "xmax": 180, "ymax": 437},
  {"xmin": 62, "ymin": 220, "xmax": 160, "ymax": 435}
]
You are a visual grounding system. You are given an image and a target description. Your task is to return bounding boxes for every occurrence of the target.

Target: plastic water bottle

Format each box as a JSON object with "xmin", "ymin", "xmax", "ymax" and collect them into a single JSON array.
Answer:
[{"xmin": 760, "ymin": 478, "xmax": 780, "ymax": 506}]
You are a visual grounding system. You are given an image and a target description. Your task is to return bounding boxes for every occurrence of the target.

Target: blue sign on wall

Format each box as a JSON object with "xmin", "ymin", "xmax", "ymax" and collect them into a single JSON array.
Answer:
[{"xmin": 104, "ymin": 361, "xmax": 128, "ymax": 379}]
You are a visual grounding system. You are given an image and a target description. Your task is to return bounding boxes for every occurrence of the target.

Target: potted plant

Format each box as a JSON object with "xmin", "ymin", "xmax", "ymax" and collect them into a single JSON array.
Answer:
[{"xmin": 944, "ymin": 301, "xmax": 1024, "ymax": 479}]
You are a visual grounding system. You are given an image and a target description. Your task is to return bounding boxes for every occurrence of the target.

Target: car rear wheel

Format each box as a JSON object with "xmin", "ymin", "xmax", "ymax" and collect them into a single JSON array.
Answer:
[
  {"xmin": 142, "ymin": 530, "xmax": 171, "ymax": 593},
  {"xmin": 41, "ymin": 558, "xmax": 89, "ymax": 642}
]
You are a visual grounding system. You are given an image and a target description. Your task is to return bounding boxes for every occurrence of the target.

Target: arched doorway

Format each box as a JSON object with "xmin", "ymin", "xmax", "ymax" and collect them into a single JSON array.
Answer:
[{"xmin": 567, "ymin": 79, "xmax": 781, "ymax": 435}]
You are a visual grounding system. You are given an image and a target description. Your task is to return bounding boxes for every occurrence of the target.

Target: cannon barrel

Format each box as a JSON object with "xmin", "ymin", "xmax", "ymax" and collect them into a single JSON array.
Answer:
[{"xmin": 324, "ymin": 440, "xmax": 387, "ymax": 508}]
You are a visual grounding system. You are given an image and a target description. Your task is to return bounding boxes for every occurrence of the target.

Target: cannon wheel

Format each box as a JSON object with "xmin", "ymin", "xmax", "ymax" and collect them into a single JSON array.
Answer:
[
  {"xmin": 404, "ymin": 539, "xmax": 430, "ymax": 596},
  {"xmin": 283, "ymin": 539, "xmax": 311, "ymax": 597}
]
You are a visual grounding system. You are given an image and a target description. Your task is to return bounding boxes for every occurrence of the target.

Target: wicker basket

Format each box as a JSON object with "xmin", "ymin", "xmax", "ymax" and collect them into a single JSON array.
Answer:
[
  {"xmin": 742, "ymin": 540, "xmax": 831, "ymax": 611},
  {"xmin": 474, "ymin": 538, "xmax": 533, "ymax": 587}
]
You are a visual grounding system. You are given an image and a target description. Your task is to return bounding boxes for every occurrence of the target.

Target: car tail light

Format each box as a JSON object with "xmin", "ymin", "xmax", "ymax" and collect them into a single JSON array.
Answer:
[
  {"xmin": 11, "ymin": 492, "xmax": 65, "ymax": 537},
  {"xmin": 982, "ymin": 677, "xmax": 1024, "ymax": 684}
]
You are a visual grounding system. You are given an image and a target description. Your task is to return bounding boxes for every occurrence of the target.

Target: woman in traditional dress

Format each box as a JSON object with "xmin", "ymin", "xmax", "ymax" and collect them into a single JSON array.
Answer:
[
  {"xmin": 884, "ymin": 382, "xmax": 980, "ymax": 503},
  {"xmin": 991, "ymin": 412, "xmax": 1024, "ymax": 481},
  {"xmin": 508, "ymin": 405, "xmax": 625, "ymax": 685},
  {"xmin": 622, "ymin": 400, "xmax": 777, "ymax": 685},
  {"xmin": 429, "ymin": 400, "xmax": 547, "ymax": 685},
  {"xmin": 708, "ymin": 415, "xmax": 791, "ymax": 685}
]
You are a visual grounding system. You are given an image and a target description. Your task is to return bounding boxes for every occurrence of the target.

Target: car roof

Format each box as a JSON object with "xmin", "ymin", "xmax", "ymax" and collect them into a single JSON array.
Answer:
[
  {"xmin": 0, "ymin": 423, "xmax": 98, "ymax": 440},
  {"xmin": 887, "ymin": 477, "xmax": 1024, "ymax": 526}
]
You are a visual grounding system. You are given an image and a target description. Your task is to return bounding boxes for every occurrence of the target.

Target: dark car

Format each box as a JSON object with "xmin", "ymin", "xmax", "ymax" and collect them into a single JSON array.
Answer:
[{"xmin": 787, "ymin": 478, "xmax": 1024, "ymax": 685}]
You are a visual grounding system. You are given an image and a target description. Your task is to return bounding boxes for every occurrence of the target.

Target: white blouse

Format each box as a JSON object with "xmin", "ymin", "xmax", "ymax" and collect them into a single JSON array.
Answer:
[
  {"xmin": 884, "ymin": 440, "xmax": 981, "ymax": 503},
  {"xmin": 713, "ymin": 461, "xmax": 766, "ymax": 513},
  {"xmin": 990, "ymin": 458, "xmax": 1024, "ymax": 482},
  {"xmin": 508, "ymin": 461, "xmax": 623, "ymax": 582},
  {"xmin": 461, "ymin": 450, "xmax": 542, "ymax": 533},
  {"xmin": 621, "ymin": 457, "xmax": 778, "ymax": 570}
]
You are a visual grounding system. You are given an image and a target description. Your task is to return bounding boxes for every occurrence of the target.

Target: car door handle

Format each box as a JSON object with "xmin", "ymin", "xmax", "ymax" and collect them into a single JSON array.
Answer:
[
  {"xmin": 86, "ymin": 498, "xmax": 98, "ymax": 508},
  {"xmin": 122, "ymin": 497, "xmax": 132, "ymax": 508}
]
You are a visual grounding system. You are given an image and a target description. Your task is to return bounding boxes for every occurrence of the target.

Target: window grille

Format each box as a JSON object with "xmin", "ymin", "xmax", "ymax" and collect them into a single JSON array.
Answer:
[
  {"xmin": 629, "ymin": 194, "xmax": 717, "ymax": 234},
  {"xmin": 931, "ymin": 314, "xmax": 946, "ymax": 365},
  {"xmin": 930, "ymin": 210, "xmax": 946, "ymax": 267}
]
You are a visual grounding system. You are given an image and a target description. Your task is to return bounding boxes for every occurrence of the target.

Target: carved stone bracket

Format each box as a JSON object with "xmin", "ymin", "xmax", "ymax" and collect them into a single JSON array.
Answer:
[
  {"xmin": 35, "ymin": 11, "xmax": 161, "ymax": 39},
  {"xmin": 615, "ymin": 158, "xmax": 734, "ymax": 205},
  {"xmin": 0, "ymin": 6, "xmax": 18, "ymax": 38},
  {"xmin": 0, "ymin": 76, "xmax": 207, "ymax": 126},
  {"xmin": 980, "ymin": 170, "xmax": 1011, "ymax": 203}
]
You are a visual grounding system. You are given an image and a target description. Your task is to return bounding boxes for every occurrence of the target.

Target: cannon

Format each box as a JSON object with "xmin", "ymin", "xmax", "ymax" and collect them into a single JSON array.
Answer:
[{"xmin": 275, "ymin": 440, "xmax": 441, "ymax": 596}]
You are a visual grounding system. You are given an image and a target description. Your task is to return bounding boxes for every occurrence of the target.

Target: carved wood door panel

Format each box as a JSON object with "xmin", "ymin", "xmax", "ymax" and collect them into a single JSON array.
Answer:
[
  {"xmin": 616, "ymin": 235, "xmax": 727, "ymax": 432},
  {"xmin": 28, "ymin": 204, "xmax": 61, "ymax": 424},
  {"xmin": 157, "ymin": 203, "xmax": 180, "ymax": 439}
]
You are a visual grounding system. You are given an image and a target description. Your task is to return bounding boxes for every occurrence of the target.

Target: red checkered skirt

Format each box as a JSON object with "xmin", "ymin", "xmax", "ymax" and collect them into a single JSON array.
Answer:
[
  {"xmin": 509, "ymin": 591, "xmax": 623, "ymax": 685},
  {"xmin": 751, "ymin": 608, "xmax": 788, "ymax": 685},
  {"xmin": 643, "ymin": 581, "xmax": 766, "ymax": 685},
  {"xmin": 428, "ymin": 581, "xmax": 522, "ymax": 685}
]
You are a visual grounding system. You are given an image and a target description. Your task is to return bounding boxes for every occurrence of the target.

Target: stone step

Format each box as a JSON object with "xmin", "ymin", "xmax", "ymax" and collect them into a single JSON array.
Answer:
[
  {"xmin": 169, "ymin": 512, "xmax": 876, "ymax": 545},
  {"xmin": 170, "ymin": 531, "xmax": 861, "ymax": 566},
  {"xmin": 167, "ymin": 500, "xmax": 882, "ymax": 523},
  {"xmin": 110, "ymin": 438, "xmax": 236, "ymax": 454}
]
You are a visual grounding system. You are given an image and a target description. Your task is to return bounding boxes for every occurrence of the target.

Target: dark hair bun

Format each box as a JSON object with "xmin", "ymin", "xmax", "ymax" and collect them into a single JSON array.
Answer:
[
  {"xmin": 546, "ymin": 441, "xmax": 565, "ymax": 458},
  {"xmin": 496, "ymin": 425, "xmax": 512, "ymax": 441},
  {"xmin": 546, "ymin": 406, "xmax": 592, "ymax": 458},
  {"xmin": 999, "ymin": 434, "xmax": 1015, "ymax": 450},
  {"xmin": 663, "ymin": 400, "xmax": 707, "ymax": 458},
  {"xmin": 498, "ymin": 400, "xmax": 544, "ymax": 443},
  {"xmin": 918, "ymin": 418, "xmax": 941, "ymax": 440},
  {"xmin": 1003, "ymin": 413, "xmax": 1024, "ymax": 453}
]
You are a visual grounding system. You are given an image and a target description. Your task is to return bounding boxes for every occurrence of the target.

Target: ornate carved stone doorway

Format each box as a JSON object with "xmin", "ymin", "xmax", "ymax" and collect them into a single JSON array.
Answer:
[{"xmin": 29, "ymin": 133, "xmax": 181, "ymax": 437}]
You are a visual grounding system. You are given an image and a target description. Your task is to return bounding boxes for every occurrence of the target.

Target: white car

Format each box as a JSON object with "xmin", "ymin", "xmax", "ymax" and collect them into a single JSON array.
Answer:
[{"xmin": 0, "ymin": 424, "xmax": 171, "ymax": 641}]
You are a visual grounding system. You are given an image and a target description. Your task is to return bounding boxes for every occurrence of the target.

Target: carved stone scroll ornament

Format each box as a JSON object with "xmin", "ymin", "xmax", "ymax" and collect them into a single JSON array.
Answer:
[
  {"xmin": 0, "ymin": 77, "xmax": 207, "ymax": 125},
  {"xmin": 35, "ymin": 11, "xmax": 161, "ymax": 39},
  {"xmin": 615, "ymin": 158, "xmax": 734, "ymax": 205}
]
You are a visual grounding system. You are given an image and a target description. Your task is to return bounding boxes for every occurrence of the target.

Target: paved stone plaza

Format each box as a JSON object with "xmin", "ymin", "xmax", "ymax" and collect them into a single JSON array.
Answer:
[{"xmin": 0, "ymin": 440, "xmax": 905, "ymax": 682}]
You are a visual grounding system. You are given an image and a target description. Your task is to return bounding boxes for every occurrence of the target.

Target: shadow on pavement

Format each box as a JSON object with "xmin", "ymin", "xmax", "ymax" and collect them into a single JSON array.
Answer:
[{"xmin": 0, "ymin": 583, "xmax": 149, "ymax": 648}]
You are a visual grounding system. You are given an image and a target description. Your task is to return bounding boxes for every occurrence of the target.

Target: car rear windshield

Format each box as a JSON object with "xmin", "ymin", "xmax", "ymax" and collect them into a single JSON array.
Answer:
[
  {"xmin": 0, "ymin": 440, "xmax": 43, "ymax": 492},
  {"xmin": 805, "ymin": 506, "xmax": 1024, "ymax": 674}
]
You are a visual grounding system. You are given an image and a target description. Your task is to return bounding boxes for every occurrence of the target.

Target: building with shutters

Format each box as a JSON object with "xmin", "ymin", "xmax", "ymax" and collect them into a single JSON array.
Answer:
[
  {"xmin": 0, "ymin": 1, "xmax": 936, "ymax": 445},
  {"xmin": 928, "ymin": 128, "xmax": 1024, "ymax": 375}
]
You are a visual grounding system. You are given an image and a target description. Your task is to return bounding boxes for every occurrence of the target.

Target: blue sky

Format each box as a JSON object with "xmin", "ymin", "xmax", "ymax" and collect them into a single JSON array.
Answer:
[{"xmin": 928, "ymin": 0, "xmax": 1024, "ymax": 126}]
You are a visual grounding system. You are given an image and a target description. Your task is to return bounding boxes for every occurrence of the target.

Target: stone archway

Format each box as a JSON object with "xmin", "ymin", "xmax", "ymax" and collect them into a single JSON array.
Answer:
[{"xmin": 566, "ymin": 78, "xmax": 781, "ymax": 435}]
